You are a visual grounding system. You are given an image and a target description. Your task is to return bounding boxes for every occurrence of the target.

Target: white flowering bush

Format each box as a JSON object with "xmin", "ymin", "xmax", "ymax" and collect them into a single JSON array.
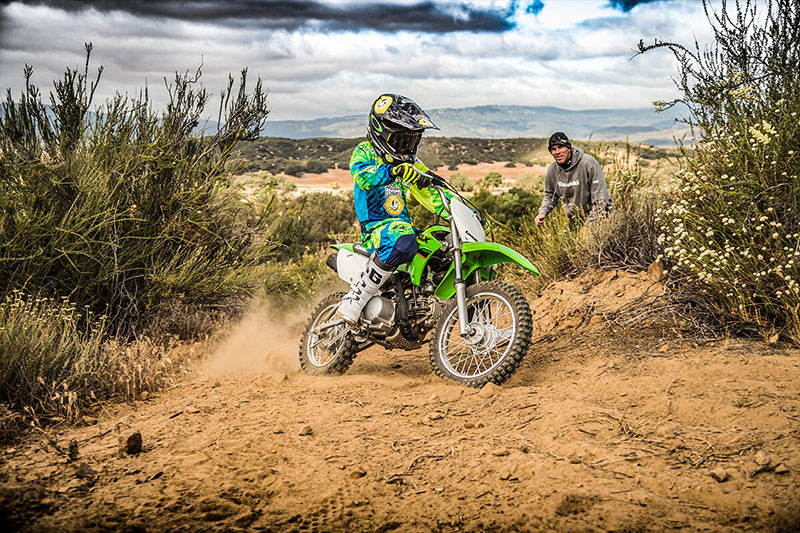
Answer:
[{"xmin": 641, "ymin": 0, "xmax": 800, "ymax": 343}]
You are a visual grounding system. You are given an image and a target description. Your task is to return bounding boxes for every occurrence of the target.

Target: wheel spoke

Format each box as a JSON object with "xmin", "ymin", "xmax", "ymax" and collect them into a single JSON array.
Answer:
[
  {"xmin": 438, "ymin": 290, "xmax": 520, "ymax": 380},
  {"xmin": 450, "ymin": 349, "xmax": 474, "ymax": 372},
  {"xmin": 306, "ymin": 304, "xmax": 351, "ymax": 367}
]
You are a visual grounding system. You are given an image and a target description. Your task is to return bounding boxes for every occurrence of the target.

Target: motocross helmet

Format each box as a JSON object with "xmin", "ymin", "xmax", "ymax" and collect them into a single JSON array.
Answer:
[{"xmin": 367, "ymin": 94, "xmax": 439, "ymax": 164}]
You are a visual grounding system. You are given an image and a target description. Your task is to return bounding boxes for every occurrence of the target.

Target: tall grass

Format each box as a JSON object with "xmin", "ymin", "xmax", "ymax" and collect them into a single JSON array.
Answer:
[
  {"xmin": 0, "ymin": 291, "xmax": 108, "ymax": 422},
  {"xmin": 0, "ymin": 290, "xmax": 200, "ymax": 425},
  {"xmin": 584, "ymin": 143, "xmax": 666, "ymax": 271}
]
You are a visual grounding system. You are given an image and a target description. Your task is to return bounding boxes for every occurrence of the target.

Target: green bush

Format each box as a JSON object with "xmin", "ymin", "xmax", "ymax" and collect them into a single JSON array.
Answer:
[
  {"xmin": 449, "ymin": 172, "xmax": 474, "ymax": 192},
  {"xmin": 266, "ymin": 192, "xmax": 357, "ymax": 259},
  {"xmin": 304, "ymin": 160, "xmax": 329, "ymax": 174},
  {"xmin": 513, "ymin": 173, "xmax": 543, "ymax": 193},
  {"xmin": 639, "ymin": 0, "xmax": 800, "ymax": 342},
  {"xmin": 0, "ymin": 45, "xmax": 272, "ymax": 335},
  {"xmin": 284, "ymin": 160, "xmax": 306, "ymax": 176},
  {"xmin": 259, "ymin": 254, "xmax": 338, "ymax": 305},
  {"xmin": 473, "ymin": 187, "xmax": 541, "ymax": 230},
  {"xmin": 482, "ymin": 171, "xmax": 503, "ymax": 190}
]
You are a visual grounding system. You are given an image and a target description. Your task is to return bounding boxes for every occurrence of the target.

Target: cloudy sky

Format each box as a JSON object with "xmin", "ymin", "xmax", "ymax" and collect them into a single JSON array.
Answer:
[{"xmin": 0, "ymin": 0, "xmax": 718, "ymax": 122}]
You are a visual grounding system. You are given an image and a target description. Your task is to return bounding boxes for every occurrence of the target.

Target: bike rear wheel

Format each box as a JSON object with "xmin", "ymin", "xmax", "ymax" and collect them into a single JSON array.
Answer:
[
  {"xmin": 299, "ymin": 292, "xmax": 357, "ymax": 375},
  {"xmin": 429, "ymin": 281, "xmax": 532, "ymax": 387}
]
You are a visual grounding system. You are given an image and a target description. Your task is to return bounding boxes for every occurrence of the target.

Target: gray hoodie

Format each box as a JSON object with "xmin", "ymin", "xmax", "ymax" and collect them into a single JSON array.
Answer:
[{"xmin": 538, "ymin": 147, "xmax": 612, "ymax": 221}]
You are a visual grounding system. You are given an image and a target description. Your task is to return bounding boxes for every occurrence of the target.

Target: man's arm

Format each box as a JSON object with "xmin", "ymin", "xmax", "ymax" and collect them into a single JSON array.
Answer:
[{"xmin": 535, "ymin": 166, "xmax": 557, "ymax": 224}]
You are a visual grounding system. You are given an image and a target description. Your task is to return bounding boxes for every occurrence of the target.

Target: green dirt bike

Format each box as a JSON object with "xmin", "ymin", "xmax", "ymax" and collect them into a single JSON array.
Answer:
[{"xmin": 298, "ymin": 171, "xmax": 539, "ymax": 387}]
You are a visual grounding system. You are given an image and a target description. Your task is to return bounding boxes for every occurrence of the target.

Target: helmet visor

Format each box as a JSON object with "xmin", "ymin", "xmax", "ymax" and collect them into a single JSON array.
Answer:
[{"xmin": 386, "ymin": 131, "xmax": 421, "ymax": 157}]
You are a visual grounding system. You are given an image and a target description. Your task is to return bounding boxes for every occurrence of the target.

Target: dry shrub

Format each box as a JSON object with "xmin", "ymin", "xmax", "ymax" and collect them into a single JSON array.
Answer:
[{"xmin": 0, "ymin": 291, "xmax": 211, "ymax": 436}]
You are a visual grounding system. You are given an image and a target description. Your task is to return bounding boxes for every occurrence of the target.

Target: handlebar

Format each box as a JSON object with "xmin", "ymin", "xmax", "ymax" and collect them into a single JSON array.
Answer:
[
  {"xmin": 413, "ymin": 164, "xmax": 492, "ymax": 239},
  {"xmin": 415, "ymin": 168, "xmax": 448, "ymax": 188}
]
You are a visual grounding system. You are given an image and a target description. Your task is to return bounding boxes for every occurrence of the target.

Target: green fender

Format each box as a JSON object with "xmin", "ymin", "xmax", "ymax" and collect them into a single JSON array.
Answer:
[
  {"xmin": 434, "ymin": 241, "xmax": 539, "ymax": 300},
  {"xmin": 331, "ymin": 243, "xmax": 354, "ymax": 252}
]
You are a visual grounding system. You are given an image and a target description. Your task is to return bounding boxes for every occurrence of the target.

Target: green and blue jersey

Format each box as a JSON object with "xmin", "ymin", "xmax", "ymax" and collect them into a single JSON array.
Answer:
[{"xmin": 349, "ymin": 141, "xmax": 450, "ymax": 235}]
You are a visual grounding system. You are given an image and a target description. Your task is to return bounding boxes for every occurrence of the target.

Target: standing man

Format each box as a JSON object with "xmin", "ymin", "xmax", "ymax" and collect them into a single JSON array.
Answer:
[{"xmin": 534, "ymin": 132, "xmax": 612, "ymax": 226}]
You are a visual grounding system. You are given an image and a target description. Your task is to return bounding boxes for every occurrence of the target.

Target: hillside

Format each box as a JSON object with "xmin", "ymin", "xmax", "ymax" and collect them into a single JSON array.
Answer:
[
  {"xmin": 261, "ymin": 105, "xmax": 687, "ymax": 146},
  {"xmin": 234, "ymin": 136, "xmax": 676, "ymax": 177},
  {"xmin": 2, "ymin": 271, "xmax": 797, "ymax": 531}
]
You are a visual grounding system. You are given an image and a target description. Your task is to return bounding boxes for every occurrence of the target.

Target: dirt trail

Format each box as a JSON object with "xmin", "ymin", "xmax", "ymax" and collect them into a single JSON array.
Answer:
[
  {"xmin": 288, "ymin": 162, "xmax": 545, "ymax": 195},
  {"xmin": 2, "ymin": 271, "xmax": 799, "ymax": 532}
]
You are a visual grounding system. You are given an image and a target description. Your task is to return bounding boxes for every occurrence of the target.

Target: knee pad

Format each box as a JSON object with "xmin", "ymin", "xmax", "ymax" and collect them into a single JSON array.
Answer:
[{"xmin": 384, "ymin": 234, "xmax": 418, "ymax": 267}]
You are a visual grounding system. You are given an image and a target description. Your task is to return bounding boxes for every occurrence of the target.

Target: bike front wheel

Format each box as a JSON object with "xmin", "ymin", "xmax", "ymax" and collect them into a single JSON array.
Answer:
[{"xmin": 429, "ymin": 281, "xmax": 532, "ymax": 387}]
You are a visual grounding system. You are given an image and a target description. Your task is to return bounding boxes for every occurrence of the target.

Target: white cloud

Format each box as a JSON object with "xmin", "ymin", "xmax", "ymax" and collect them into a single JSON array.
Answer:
[{"xmin": 0, "ymin": 0, "xmax": 718, "ymax": 122}]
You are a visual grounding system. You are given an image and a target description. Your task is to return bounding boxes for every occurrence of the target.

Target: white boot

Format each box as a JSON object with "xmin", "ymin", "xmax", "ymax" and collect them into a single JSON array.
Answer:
[{"xmin": 336, "ymin": 257, "xmax": 394, "ymax": 324}]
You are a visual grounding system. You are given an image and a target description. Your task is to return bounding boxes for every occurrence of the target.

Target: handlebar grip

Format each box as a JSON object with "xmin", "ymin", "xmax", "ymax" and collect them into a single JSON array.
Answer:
[
  {"xmin": 432, "ymin": 176, "xmax": 446, "ymax": 187},
  {"xmin": 425, "ymin": 171, "xmax": 447, "ymax": 187}
]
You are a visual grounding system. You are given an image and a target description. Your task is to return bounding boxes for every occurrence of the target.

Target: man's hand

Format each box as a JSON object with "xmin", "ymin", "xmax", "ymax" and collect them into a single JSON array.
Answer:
[
  {"xmin": 392, "ymin": 163, "xmax": 430, "ymax": 188},
  {"xmin": 534, "ymin": 213, "xmax": 546, "ymax": 226}
]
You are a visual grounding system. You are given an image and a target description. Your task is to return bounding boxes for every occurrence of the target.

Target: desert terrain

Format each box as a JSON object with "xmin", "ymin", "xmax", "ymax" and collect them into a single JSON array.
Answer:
[
  {"xmin": 1, "ymin": 270, "xmax": 798, "ymax": 532},
  {"xmin": 286, "ymin": 162, "xmax": 546, "ymax": 195}
]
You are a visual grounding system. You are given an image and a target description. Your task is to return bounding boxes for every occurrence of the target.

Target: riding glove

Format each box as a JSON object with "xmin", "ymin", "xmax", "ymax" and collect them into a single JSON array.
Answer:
[{"xmin": 392, "ymin": 163, "xmax": 431, "ymax": 189}]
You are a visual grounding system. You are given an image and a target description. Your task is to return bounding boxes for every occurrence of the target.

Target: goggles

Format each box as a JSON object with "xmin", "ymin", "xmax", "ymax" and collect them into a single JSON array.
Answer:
[{"xmin": 386, "ymin": 131, "xmax": 421, "ymax": 156}]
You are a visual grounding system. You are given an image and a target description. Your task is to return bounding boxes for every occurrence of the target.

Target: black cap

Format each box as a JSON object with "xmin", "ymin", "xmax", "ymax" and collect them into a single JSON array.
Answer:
[{"xmin": 548, "ymin": 131, "xmax": 571, "ymax": 149}]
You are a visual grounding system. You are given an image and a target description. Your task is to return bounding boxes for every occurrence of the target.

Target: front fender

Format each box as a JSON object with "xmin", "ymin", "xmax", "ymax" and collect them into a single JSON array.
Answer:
[{"xmin": 434, "ymin": 242, "xmax": 539, "ymax": 300}]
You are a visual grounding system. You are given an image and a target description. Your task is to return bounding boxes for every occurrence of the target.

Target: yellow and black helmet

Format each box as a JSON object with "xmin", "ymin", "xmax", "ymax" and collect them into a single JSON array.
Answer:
[{"xmin": 367, "ymin": 94, "xmax": 439, "ymax": 164}]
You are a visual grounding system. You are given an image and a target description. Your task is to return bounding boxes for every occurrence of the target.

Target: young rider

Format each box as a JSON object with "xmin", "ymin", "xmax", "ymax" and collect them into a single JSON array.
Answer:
[{"xmin": 336, "ymin": 93, "xmax": 449, "ymax": 323}]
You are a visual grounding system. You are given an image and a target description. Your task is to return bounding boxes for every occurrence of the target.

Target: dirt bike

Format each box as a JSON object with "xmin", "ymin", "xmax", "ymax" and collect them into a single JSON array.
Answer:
[{"xmin": 298, "ymin": 171, "xmax": 539, "ymax": 387}]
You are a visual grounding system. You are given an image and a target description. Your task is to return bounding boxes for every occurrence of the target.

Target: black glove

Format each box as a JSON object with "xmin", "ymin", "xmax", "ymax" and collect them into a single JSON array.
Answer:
[{"xmin": 391, "ymin": 163, "xmax": 431, "ymax": 188}]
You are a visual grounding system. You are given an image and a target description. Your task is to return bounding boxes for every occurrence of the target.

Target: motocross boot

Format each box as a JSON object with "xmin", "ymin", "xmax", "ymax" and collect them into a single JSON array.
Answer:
[{"xmin": 336, "ymin": 256, "xmax": 394, "ymax": 324}]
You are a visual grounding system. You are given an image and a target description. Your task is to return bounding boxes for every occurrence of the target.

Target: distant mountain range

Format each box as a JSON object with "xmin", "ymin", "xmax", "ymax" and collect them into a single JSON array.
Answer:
[{"xmin": 261, "ymin": 105, "xmax": 688, "ymax": 146}]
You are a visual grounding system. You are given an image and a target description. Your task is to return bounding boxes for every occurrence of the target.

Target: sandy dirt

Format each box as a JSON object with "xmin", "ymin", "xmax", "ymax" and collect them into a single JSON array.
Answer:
[
  {"xmin": 288, "ymin": 162, "xmax": 545, "ymax": 195},
  {"xmin": 1, "ymin": 270, "xmax": 799, "ymax": 532}
]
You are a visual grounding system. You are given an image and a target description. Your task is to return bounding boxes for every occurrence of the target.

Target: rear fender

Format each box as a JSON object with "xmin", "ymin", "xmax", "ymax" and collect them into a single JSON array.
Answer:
[
  {"xmin": 330, "ymin": 244, "xmax": 367, "ymax": 285},
  {"xmin": 434, "ymin": 242, "xmax": 539, "ymax": 300},
  {"xmin": 331, "ymin": 244, "xmax": 354, "ymax": 252}
]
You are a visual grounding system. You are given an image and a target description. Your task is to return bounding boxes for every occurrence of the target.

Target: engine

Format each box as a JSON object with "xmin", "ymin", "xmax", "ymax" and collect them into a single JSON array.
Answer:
[
  {"xmin": 362, "ymin": 296, "xmax": 396, "ymax": 337},
  {"xmin": 361, "ymin": 289, "xmax": 444, "ymax": 348}
]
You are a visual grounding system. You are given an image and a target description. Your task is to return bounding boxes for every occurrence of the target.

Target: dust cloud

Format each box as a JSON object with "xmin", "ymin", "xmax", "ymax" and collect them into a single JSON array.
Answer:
[{"xmin": 202, "ymin": 302, "xmax": 304, "ymax": 378}]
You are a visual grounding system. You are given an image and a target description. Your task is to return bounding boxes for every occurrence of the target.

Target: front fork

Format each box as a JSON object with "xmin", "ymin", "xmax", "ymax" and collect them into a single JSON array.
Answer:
[
  {"xmin": 452, "ymin": 249, "xmax": 472, "ymax": 336},
  {"xmin": 443, "ymin": 193, "xmax": 474, "ymax": 337}
]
